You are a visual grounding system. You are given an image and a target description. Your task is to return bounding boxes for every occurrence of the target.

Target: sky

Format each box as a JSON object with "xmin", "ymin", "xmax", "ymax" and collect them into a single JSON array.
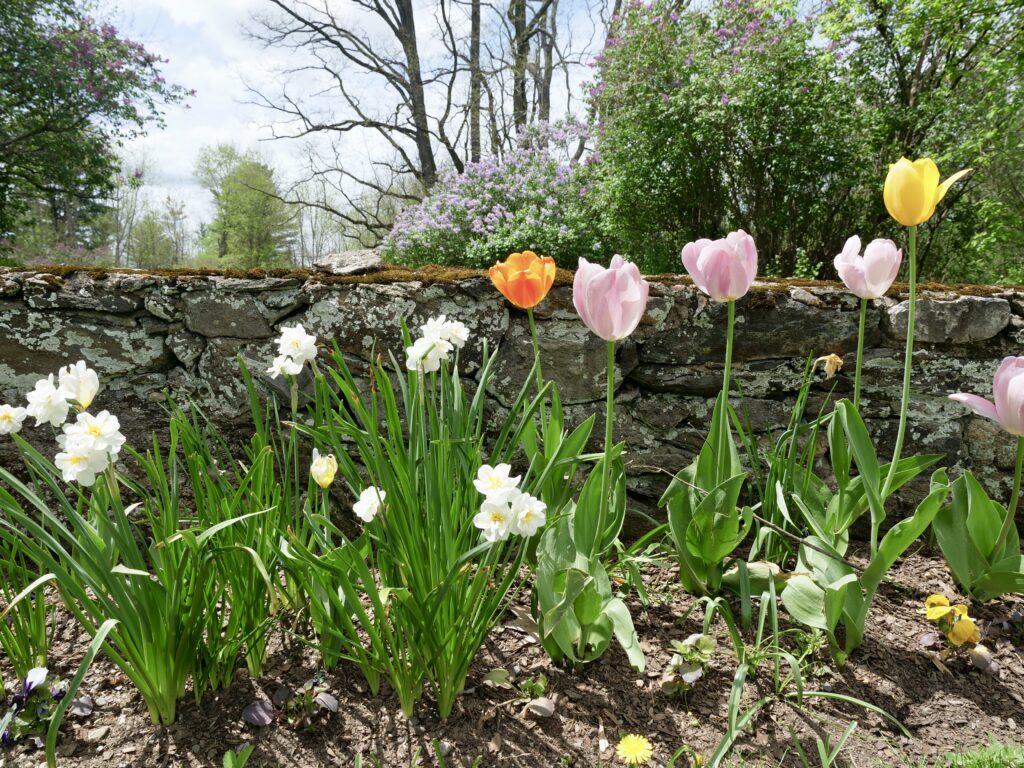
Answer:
[{"xmin": 112, "ymin": 0, "xmax": 302, "ymax": 223}]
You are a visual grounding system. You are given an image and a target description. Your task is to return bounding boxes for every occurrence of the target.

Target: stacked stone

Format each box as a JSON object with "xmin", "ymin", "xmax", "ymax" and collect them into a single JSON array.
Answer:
[{"xmin": 1, "ymin": 263, "xmax": 1020, "ymax": 526}]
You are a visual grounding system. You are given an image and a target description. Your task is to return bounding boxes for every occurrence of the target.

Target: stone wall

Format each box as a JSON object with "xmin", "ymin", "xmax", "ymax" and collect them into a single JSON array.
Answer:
[{"xmin": 1, "ymin": 267, "xmax": 1020, "ymax": 522}]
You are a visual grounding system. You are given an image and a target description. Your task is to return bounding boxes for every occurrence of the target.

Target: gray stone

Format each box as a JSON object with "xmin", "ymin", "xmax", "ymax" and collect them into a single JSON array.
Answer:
[
  {"xmin": 144, "ymin": 292, "xmax": 181, "ymax": 321},
  {"xmin": 314, "ymin": 249, "xmax": 385, "ymax": 276},
  {"xmin": 23, "ymin": 273, "xmax": 143, "ymax": 313},
  {"xmin": 183, "ymin": 292, "xmax": 273, "ymax": 338},
  {"xmin": 0, "ymin": 305, "xmax": 167, "ymax": 389},
  {"xmin": 887, "ymin": 295, "xmax": 1011, "ymax": 344},
  {"xmin": 167, "ymin": 329, "xmax": 206, "ymax": 369},
  {"xmin": 489, "ymin": 316, "xmax": 627, "ymax": 406}
]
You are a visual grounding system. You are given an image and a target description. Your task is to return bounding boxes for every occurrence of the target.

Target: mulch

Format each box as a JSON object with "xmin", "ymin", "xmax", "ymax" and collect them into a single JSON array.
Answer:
[{"xmin": 2, "ymin": 545, "xmax": 1023, "ymax": 768}]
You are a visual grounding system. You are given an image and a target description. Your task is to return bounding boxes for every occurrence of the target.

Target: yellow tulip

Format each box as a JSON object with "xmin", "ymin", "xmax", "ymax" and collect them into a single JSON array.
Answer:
[{"xmin": 883, "ymin": 158, "xmax": 971, "ymax": 227}]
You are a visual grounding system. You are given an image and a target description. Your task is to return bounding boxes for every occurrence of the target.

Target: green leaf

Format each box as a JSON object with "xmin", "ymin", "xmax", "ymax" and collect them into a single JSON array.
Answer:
[{"xmin": 605, "ymin": 597, "xmax": 645, "ymax": 672}]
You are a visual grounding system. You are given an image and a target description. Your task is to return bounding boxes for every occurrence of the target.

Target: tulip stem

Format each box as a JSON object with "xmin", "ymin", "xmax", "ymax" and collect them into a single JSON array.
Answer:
[
  {"xmin": 882, "ymin": 224, "xmax": 916, "ymax": 502},
  {"xmin": 994, "ymin": 435, "xmax": 1024, "ymax": 558},
  {"xmin": 723, "ymin": 300, "xmax": 735, "ymax": 402},
  {"xmin": 598, "ymin": 340, "xmax": 616, "ymax": 557},
  {"xmin": 854, "ymin": 298, "xmax": 867, "ymax": 409},
  {"xmin": 527, "ymin": 308, "xmax": 547, "ymax": 432}
]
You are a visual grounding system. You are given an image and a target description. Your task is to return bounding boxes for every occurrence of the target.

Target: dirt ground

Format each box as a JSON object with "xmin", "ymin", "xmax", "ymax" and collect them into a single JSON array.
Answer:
[{"xmin": 2, "ymin": 545, "xmax": 1023, "ymax": 768}]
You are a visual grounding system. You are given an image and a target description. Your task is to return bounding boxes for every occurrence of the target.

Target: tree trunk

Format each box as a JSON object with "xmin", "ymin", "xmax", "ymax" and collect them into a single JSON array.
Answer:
[
  {"xmin": 509, "ymin": 0, "xmax": 529, "ymax": 132},
  {"xmin": 470, "ymin": 0, "xmax": 482, "ymax": 162},
  {"xmin": 396, "ymin": 0, "xmax": 438, "ymax": 188}
]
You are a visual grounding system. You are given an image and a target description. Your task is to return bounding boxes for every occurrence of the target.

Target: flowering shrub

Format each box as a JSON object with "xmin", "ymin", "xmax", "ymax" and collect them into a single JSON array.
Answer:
[
  {"xmin": 589, "ymin": 0, "xmax": 872, "ymax": 273},
  {"xmin": 383, "ymin": 122, "xmax": 606, "ymax": 268}
]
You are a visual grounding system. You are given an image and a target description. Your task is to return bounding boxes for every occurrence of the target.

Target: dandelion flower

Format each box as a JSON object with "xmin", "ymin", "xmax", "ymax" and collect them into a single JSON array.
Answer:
[{"xmin": 616, "ymin": 734, "xmax": 654, "ymax": 765}]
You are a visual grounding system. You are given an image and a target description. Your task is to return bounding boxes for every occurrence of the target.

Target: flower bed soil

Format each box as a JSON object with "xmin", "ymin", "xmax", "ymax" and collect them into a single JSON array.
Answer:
[{"xmin": 3, "ymin": 547, "xmax": 1022, "ymax": 768}]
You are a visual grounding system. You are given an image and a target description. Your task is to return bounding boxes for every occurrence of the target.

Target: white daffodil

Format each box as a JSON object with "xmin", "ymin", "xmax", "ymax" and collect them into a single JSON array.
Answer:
[
  {"xmin": 57, "ymin": 360, "xmax": 100, "ymax": 409},
  {"xmin": 473, "ymin": 463, "xmax": 521, "ymax": 500},
  {"xmin": 61, "ymin": 411, "xmax": 126, "ymax": 456},
  {"xmin": 421, "ymin": 315, "xmax": 450, "ymax": 342},
  {"xmin": 276, "ymin": 324, "xmax": 318, "ymax": 365},
  {"xmin": 267, "ymin": 354, "xmax": 303, "ymax": 379},
  {"xmin": 0, "ymin": 404, "xmax": 27, "ymax": 435},
  {"xmin": 25, "ymin": 374, "xmax": 70, "ymax": 427},
  {"xmin": 310, "ymin": 448, "xmax": 338, "ymax": 489},
  {"xmin": 510, "ymin": 492, "xmax": 547, "ymax": 537},
  {"xmin": 421, "ymin": 315, "xmax": 470, "ymax": 350},
  {"xmin": 405, "ymin": 336, "xmax": 452, "ymax": 373},
  {"xmin": 474, "ymin": 498, "xmax": 514, "ymax": 542},
  {"xmin": 353, "ymin": 486, "xmax": 386, "ymax": 523},
  {"xmin": 54, "ymin": 444, "xmax": 111, "ymax": 486},
  {"xmin": 443, "ymin": 319, "xmax": 470, "ymax": 349}
]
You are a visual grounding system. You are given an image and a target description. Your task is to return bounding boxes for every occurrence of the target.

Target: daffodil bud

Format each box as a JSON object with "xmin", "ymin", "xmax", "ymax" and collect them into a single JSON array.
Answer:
[{"xmin": 310, "ymin": 448, "xmax": 338, "ymax": 489}]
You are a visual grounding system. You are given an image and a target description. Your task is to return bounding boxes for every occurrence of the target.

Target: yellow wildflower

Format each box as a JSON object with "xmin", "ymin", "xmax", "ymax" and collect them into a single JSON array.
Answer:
[{"xmin": 616, "ymin": 734, "xmax": 654, "ymax": 766}]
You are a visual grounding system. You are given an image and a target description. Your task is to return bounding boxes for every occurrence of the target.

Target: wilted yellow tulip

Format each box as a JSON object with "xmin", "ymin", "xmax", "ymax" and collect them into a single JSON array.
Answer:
[{"xmin": 883, "ymin": 158, "xmax": 971, "ymax": 227}]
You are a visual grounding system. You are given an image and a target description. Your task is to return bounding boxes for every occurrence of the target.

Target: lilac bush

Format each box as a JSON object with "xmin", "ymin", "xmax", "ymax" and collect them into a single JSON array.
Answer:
[{"xmin": 383, "ymin": 122, "xmax": 606, "ymax": 269}]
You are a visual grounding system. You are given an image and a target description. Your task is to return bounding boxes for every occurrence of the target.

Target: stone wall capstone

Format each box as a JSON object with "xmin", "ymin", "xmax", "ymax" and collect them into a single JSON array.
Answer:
[{"xmin": 1, "ymin": 267, "xmax": 1020, "ymax": 526}]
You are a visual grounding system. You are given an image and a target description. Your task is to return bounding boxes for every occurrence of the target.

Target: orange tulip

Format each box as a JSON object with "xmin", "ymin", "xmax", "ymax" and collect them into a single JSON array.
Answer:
[{"xmin": 489, "ymin": 251, "xmax": 556, "ymax": 309}]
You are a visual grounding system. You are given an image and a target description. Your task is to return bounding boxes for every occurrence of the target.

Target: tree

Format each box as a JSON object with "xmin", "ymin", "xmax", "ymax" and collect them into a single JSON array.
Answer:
[
  {"xmin": 821, "ymin": 0, "xmax": 1024, "ymax": 280},
  {"xmin": 0, "ymin": 0, "xmax": 189, "ymax": 239},
  {"xmin": 130, "ymin": 208, "xmax": 174, "ymax": 270},
  {"xmin": 248, "ymin": 0, "xmax": 607, "ymax": 241},
  {"xmin": 195, "ymin": 145, "xmax": 298, "ymax": 269},
  {"xmin": 591, "ymin": 0, "xmax": 872, "ymax": 274}
]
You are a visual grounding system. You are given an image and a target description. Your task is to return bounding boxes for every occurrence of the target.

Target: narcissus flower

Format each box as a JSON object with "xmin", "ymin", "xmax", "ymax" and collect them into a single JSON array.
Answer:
[
  {"xmin": 310, "ymin": 448, "xmax": 338, "ymax": 489},
  {"xmin": 473, "ymin": 463, "xmax": 521, "ymax": 500},
  {"xmin": 949, "ymin": 356, "xmax": 1024, "ymax": 436},
  {"xmin": 833, "ymin": 236, "xmax": 902, "ymax": 300},
  {"xmin": 681, "ymin": 230, "xmax": 758, "ymax": 303},
  {"xmin": 815, "ymin": 354, "xmax": 844, "ymax": 380},
  {"xmin": 353, "ymin": 486, "xmax": 386, "ymax": 522},
  {"xmin": 267, "ymin": 354, "xmax": 303, "ymax": 379},
  {"xmin": 405, "ymin": 315, "xmax": 470, "ymax": 372},
  {"xmin": 405, "ymin": 336, "xmax": 452, "ymax": 373},
  {"xmin": 0, "ymin": 404, "xmax": 27, "ymax": 435},
  {"xmin": 54, "ymin": 443, "xmax": 111, "ymax": 486},
  {"xmin": 25, "ymin": 374, "xmax": 70, "ymax": 428},
  {"xmin": 420, "ymin": 314, "xmax": 469, "ymax": 349},
  {"xmin": 573, "ymin": 255, "xmax": 650, "ymax": 341},
  {"xmin": 57, "ymin": 360, "xmax": 99, "ymax": 409},
  {"xmin": 883, "ymin": 158, "xmax": 971, "ymax": 227},
  {"xmin": 474, "ymin": 498, "xmax": 514, "ymax": 542},
  {"xmin": 510, "ymin": 492, "xmax": 547, "ymax": 537},
  {"xmin": 616, "ymin": 734, "xmax": 654, "ymax": 765},
  {"xmin": 276, "ymin": 324, "xmax": 318, "ymax": 365},
  {"xmin": 489, "ymin": 250, "xmax": 557, "ymax": 310},
  {"xmin": 61, "ymin": 411, "xmax": 126, "ymax": 457}
]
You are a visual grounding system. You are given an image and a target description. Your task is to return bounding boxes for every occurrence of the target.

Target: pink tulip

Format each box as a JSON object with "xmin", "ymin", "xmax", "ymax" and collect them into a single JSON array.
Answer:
[
  {"xmin": 833, "ymin": 236, "xmax": 902, "ymax": 300},
  {"xmin": 680, "ymin": 229, "xmax": 758, "ymax": 303},
  {"xmin": 573, "ymin": 255, "xmax": 650, "ymax": 341},
  {"xmin": 949, "ymin": 356, "xmax": 1024, "ymax": 435}
]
